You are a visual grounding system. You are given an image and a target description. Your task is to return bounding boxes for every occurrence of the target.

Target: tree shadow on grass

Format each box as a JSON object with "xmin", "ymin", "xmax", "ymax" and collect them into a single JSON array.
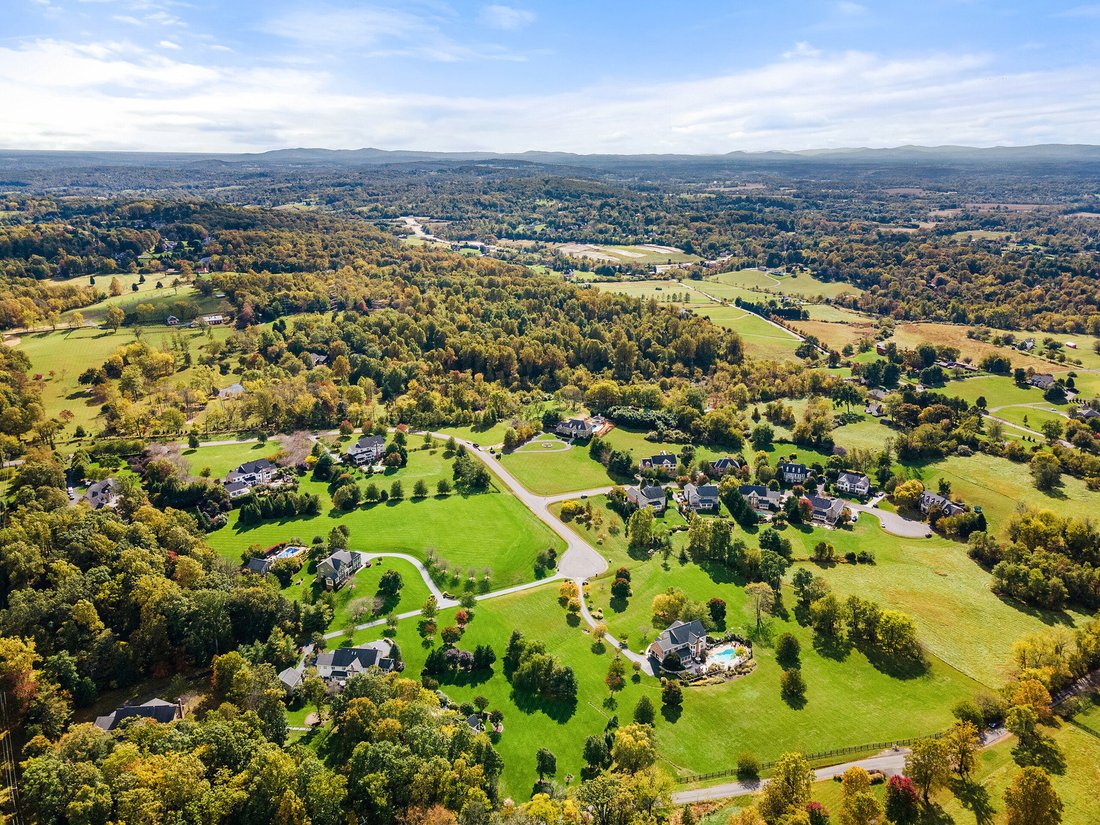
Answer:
[
  {"xmin": 949, "ymin": 777, "xmax": 996, "ymax": 825},
  {"xmin": 699, "ymin": 561, "xmax": 745, "ymax": 586},
  {"xmin": 434, "ymin": 667, "xmax": 494, "ymax": 689},
  {"xmin": 509, "ymin": 688, "xmax": 577, "ymax": 724},
  {"xmin": 864, "ymin": 650, "xmax": 931, "ymax": 681},
  {"xmin": 1012, "ymin": 735, "xmax": 1067, "ymax": 775},
  {"xmin": 991, "ymin": 592, "xmax": 1077, "ymax": 628},
  {"xmin": 780, "ymin": 690, "xmax": 807, "ymax": 710},
  {"xmin": 811, "ymin": 634, "xmax": 851, "ymax": 662},
  {"xmin": 660, "ymin": 704, "xmax": 682, "ymax": 724}
]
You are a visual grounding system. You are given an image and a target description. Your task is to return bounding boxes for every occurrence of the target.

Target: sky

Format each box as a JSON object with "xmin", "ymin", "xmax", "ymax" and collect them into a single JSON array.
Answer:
[{"xmin": 3, "ymin": 0, "xmax": 1100, "ymax": 153}]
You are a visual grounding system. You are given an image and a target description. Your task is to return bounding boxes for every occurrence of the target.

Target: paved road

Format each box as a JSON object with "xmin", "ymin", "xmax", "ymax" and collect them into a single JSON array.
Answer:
[
  {"xmin": 673, "ymin": 750, "xmax": 910, "ymax": 804},
  {"xmin": 673, "ymin": 726, "xmax": 1010, "ymax": 804},
  {"xmin": 575, "ymin": 576, "xmax": 656, "ymax": 676},
  {"xmin": 426, "ymin": 431, "xmax": 609, "ymax": 581}
]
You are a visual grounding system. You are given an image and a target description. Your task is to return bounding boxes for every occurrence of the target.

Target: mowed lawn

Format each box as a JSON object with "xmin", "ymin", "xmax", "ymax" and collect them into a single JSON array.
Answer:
[
  {"xmin": 350, "ymin": 583, "xmax": 976, "ymax": 801},
  {"xmin": 183, "ymin": 441, "xmax": 283, "ymax": 479},
  {"xmin": 789, "ymin": 515, "xmax": 1091, "ymax": 687},
  {"xmin": 203, "ymin": 446, "xmax": 564, "ymax": 588},
  {"xmin": 910, "ymin": 453, "xmax": 1096, "ymax": 535},
  {"xmin": 501, "ymin": 438, "xmax": 622, "ymax": 495},
  {"xmin": 790, "ymin": 319, "xmax": 878, "ymax": 351},
  {"xmin": 593, "ymin": 280, "xmax": 711, "ymax": 304},
  {"xmin": 712, "ymin": 268, "xmax": 863, "ymax": 299},
  {"xmin": 938, "ymin": 695, "xmax": 1100, "ymax": 825},
  {"xmin": 944, "ymin": 374, "xmax": 1046, "ymax": 407},
  {"xmin": 694, "ymin": 305, "xmax": 804, "ymax": 361}
]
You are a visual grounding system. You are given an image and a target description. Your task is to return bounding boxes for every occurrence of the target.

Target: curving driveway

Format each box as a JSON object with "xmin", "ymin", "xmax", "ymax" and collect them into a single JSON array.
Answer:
[
  {"xmin": 360, "ymin": 552, "xmax": 458, "ymax": 608},
  {"xmin": 846, "ymin": 502, "xmax": 930, "ymax": 538}
]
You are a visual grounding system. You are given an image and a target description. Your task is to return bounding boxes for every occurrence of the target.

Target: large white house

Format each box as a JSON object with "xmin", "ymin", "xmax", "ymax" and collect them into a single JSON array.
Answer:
[
  {"xmin": 778, "ymin": 461, "xmax": 810, "ymax": 484},
  {"xmin": 835, "ymin": 472, "xmax": 871, "ymax": 497},
  {"xmin": 346, "ymin": 434, "xmax": 386, "ymax": 466},
  {"xmin": 682, "ymin": 483, "xmax": 720, "ymax": 512}
]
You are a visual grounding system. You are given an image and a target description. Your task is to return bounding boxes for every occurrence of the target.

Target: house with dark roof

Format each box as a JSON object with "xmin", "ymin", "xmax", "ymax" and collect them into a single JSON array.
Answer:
[
  {"xmin": 809, "ymin": 495, "xmax": 846, "ymax": 526},
  {"xmin": 1075, "ymin": 406, "xmax": 1099, "ymax": 421},
  {"xmin": 779, "ymin": 461, "xmax": 810, "ymax": 484},
  {"xmin": 835, "ymin": 472, "xmax": 871, "ymax": 497},
  {"xmin": 316, "ymin": 549, "xmax": 364, "ymax": 590},
  {"xmin": 709, "ymin": 456, "xmax": 741, "ymax": 476},
  {"xmin": 640, "ymin": 452, "xmax": 678, "ymax": 475},
  {"xmin": 919, "ymin": 490, "xmax": 965, "ymax": 518},
  {"xmin": 314, "ymin": 640, "xmax": 396, "ymax": 684},
  {"xmin": 347, "ymin": 434, "xmax": 386, "ymax": 466},
  {"xmin": 647, "ymin": 620, "xmax": 708, "ymax": 669},
  {"xmin": 555, "ymin": 417, "xmax": 597, "ymax": 439},
  {"xmin": 85, "ymin": 478, "xmax": 120, "ymax": 509},
  {"xmin": 683, "ymin": 483, "xmax": 720, "ymax": 512},
  {"xmin": 1029, "ymin": 374, "xmax": 1056, "ymax": 390},
  {"xmin": 466, "ymin": 713, "xmax": 485, "ymax": 732},
  {"xmin": 245, "ymin": 556, "xmax": 275, "ymax": 575},
  {"xmin": 739, "ymin": 484, "xmax": 786, "ymax": 513},
  {"xmin": 626, "ymin": 484, "xmax": 666, "ymax": 514},
  {"xmin": 227, "ymin": 458, "xmax": 276, "ymax": 486},
  {"xmin": 867, "ymin": 389, "xmax": 887, "ymax": 402},
  {"xmin": 95, "ymin": 698, "xmax": 183, "ymax": 731},
  {"xmin": 307, "ymin": 352, "xmax": 328, "ymax": 367},
  {"xmin": 225, "ymin": 479, "xmax": 252, "ymax": 499}
]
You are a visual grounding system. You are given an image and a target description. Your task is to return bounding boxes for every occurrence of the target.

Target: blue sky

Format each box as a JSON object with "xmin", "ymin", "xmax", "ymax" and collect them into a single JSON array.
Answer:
[{"xmin": 3, "ymin": 0, "xmax": 1100, "ymax": 152}]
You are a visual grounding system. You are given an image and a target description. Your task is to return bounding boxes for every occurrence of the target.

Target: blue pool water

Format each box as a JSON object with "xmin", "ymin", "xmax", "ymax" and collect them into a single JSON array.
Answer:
[
  {"xmin": 711, "ymin": 648, "xmax": 737, "ymax": 663},
  {"xmin": 273, "ymin": 546, "xmax": 302, "ymax": 559}
]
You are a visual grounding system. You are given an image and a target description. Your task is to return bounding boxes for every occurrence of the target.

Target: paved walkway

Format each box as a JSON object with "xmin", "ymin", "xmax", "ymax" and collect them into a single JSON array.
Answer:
[{"xmin": 361, "ymin": 552, "xmax": 458, "ymax": 608}]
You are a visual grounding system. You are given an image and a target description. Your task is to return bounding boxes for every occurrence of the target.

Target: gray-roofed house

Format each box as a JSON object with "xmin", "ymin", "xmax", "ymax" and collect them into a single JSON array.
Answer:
[
  {"xmin": 810, "ymin": 495, "xmax": 846, "ymax": 525},
  {"xmin": 314, "ymin": 640, "xmax": 396, "ymax": 685},
  {"xmin": 626, "ymin": 484, "xmax": 667, "ymax": 514},
  {"xmin": 683, "ymin": 483, "xmax": 720, "ymax": 512},
  {"xmin": 646, "ymin": 620, "xmax": 708, "ymax": 669},
  {"xmin": 1029, "ymin": 374, "xmax": 1056, "ymax": 390},
  {"xmin": 85, "ymin": 477, "xmax": 121, "ymax": 509},
  {"xmin": 865, "ymin": 401, "xmax": 884, "ymax": 417},
  {"xmin": 709, "ymin": 456, "xmax": 741, "ymax": 476},
  {"xmin": 307, "ymin": 352, "xmax": 328, "ymax": 367},
  {"xmin": 466, "ymin": 714, "xmax": 485, "ymax": 732},
  {"xmin": 555, "ymin": 417, "xmax": 596, "ymax": 439},
  {"xmin": 640, "ymin": 452, "xmax": 678, "ymax": 475},
  {"xmin": 347, "ymin": 434, "xmax": 386, "ymax": 466},
  {"xmin": 1075, "ymin": 406, "xmax": 1099, "ymax": 421},
  {"xmin": 218, "ymin": 382, "xmax": 245, "ymax": 400},
  {"xmin": 227, "ymin": 458, "xmax": 276, "ymax": 486},
  {"xmin": 739, "ymin": 484, "xmax": 786, "ymax": 513},
  {"xmin": 278, "ymin": 666, "xmax": 304, "ymax": 697},
  {"xmin": 316, "ymin": 549, "xmax": 364, "ymax": 590},
  {"xmin": 225, "ymin": 479, "xmax": 252, "ymax": 499},
  {"xmin": 245, "ymin": 556, "xmax": 275, "ymax": 575},
  {"xmin": 95, "ymin": 698, "xmax": 183, "ymax": 731},
  {"xmin": 919, "ymin": 491, "xmax": 965, "ymax": 518},
  {"xmin": 778, "ymin": 461, "xmax": 810, "ymax": 484},
  {"xmin": 835, "ymin": 472, "xmax": 871, "ymax": 497}
]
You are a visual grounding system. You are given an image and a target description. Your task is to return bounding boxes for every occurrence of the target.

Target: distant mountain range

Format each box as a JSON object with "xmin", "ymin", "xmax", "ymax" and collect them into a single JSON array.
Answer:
[{"xmin": 4, "ymin": 144, "xmax": 1100, "ymax": 170}]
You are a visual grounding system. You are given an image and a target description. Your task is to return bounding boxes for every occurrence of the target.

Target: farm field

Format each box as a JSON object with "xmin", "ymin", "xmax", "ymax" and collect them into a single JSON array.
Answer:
[
  {"xmin": 943, "ymin": 374, "xmax": 1046, "ymax": 407},
  {"xmin": 790, "ymin": 319, "xmax": 876, "ymax": 351},
  {"xmin": 802, "ymin": 303, "xmax": 872, "ymax": 323},
  {"xmin": 592, "ymin": 280, "xmax": 710, "ymax": 304},
  {"xmin": 889, "ymin": 323, "xmax": 1067, "ymax": 373},
  {"xmin": 830, "ymin": 415, "xmax": 896, "ymax": 452},
  {"xmin": 560, "ymin": 242, "xmax": 701, "ymax": 265},
  {"xmin": 712, "ymin": 268, "xmax": 864, "ymax": 299},
  {"xmin": 694, "ymin": 305, "xmax": 804, "ymax": 361}
]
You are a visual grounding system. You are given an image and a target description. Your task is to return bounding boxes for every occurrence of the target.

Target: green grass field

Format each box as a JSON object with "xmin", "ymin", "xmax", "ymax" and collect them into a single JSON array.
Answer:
[
  {"xmin": 991, "ymin": 403, "xmax": 1070, "ymax": 433},
  {"xmin": 694, "ymin": 305, "xmax": 804, "ymax": 361},
  {"xmin": 943, "ymin": 374, "xmax": 1045, "ymax": 407},
  {"xmin": 592, "ymin": 280, "xmax": 711, "ymax": 304},
  {"xmin": 351, "ymin": 582, "xmax": 976, "ymax": 800},
  {"xmin": 563, "ymin": 243, "xmax": 701, "ymax": 265},
  {"xmin": 791, "ymin": 515, "xmax": 1090, "ymax": 687},
  {"xmin": 10, "ymin": 324, "xmax": 234, "ymax": 430},
  {"xmin": 202, "ymin": 447, "xmax": 564, "ymax": 588},
  {"xmin": 909, "ymin": 454, "xmax": 1096, "ymax": 537},
  {"xmin": 183, "ymin": 441, "xmax": 282, "ymax": 478},
  {"xmin": 712, "ymin": 268, "xmax": 864, "ymax": 299},
  {"xmin": 938, "ymin": 695, "xmax": 1100, "ymax": 825},
  {"xmin": 501, "ymin": 440, "xmax": 622, "ymax": 495}
]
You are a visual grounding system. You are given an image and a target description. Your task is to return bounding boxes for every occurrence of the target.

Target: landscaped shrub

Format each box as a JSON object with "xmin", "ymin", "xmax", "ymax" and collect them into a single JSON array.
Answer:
[{"xmin": 736, "ymin": 752, "xmax": 760, "ymax": 781}]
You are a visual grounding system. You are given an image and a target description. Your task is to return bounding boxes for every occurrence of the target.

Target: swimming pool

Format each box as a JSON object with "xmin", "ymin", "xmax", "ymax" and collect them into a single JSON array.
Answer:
[
  {"xmin": 710, "ymin": 647, "xmax": 739, "ymax": 664},
  {"xmin": 272, "ymin": 545, "xmax": 305, "ymax": 559}
]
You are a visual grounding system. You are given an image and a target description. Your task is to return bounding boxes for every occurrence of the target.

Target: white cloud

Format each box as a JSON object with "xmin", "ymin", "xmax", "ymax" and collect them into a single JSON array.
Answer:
[
  {"xmin": 783, "ymin": 42, "xmax": 821, "ymax": 59},
  {"xmin": 835, "ymin": 1, "xmax": 866, "ymax": 15},
  {"xmin": 479, "ymin": 4, "xmax": 536, "ymax": 31},
  {"xmin": 262, "ymin": 3, "xmax": 523, "ymax": 62},
  {"xmin": 1, "ymin": 37, "xmax": 1098, "ymax": 153},
  {"xmin": 158, "ymin": 39, "xmax": 180, "ymax": 49}
]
